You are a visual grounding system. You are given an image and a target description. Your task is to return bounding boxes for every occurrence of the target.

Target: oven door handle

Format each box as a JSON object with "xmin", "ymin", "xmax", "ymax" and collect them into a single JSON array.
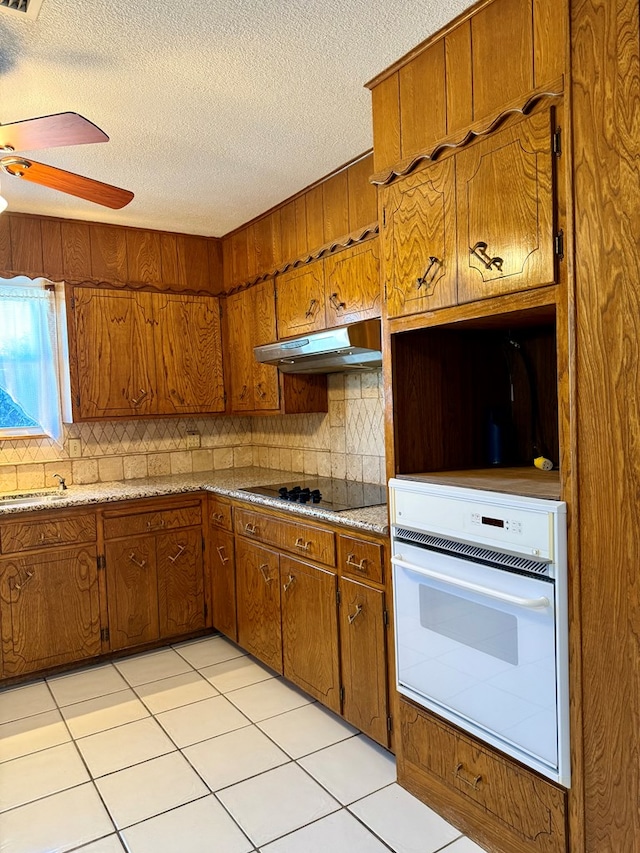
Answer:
[{"xmin": 391, "ymin": 556, "xmax": 550, "ymax": 610}]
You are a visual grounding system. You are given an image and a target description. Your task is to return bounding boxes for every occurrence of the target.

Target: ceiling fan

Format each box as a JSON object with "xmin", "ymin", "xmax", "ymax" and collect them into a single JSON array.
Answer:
[{"xmin": 0, "ymin": 112, "xmax": 134, "ymax": 209}]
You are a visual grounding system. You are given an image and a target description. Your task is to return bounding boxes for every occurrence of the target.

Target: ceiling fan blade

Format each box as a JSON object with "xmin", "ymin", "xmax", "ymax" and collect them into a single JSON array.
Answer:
[
  {"xmin": 1, "ymin": 157, "xmax": 134, "ymax": 209},
  {"xmin": 0, "ymin": 112, "xmax": 108, "ymax": 153}
]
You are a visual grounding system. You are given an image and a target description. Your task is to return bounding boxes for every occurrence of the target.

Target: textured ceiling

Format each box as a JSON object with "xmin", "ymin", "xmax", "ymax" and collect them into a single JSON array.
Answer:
[{"xmin": 0, "ymin": 0, "xmax": 473, "ymax": 236}]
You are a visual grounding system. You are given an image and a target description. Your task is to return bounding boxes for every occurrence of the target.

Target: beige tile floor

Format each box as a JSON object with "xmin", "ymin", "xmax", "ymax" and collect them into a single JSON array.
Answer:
[{"xmin": 0, "ymin": 635, "xmax": 488, "ymax": 853}]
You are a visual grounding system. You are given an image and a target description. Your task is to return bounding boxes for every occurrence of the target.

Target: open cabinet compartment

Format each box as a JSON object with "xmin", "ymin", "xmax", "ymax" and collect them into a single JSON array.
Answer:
[{"xmin": 391, "ymin": 309, "xmax": 559, "ymax": 478}]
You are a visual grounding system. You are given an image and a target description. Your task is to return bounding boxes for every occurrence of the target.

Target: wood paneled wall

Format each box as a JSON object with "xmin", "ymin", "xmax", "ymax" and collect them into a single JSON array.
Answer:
[
  {"xmin": 570, "ymin": 0, "xmax": 640, "ymax": 849},
  {"xmin": 221, "ymin": 153, "xmax": 377, "ymax": 290},
  {"xmin": 367, "ymin": 0, "xmax": 566, "ymax": 176},
  {"xmin": 0, "ymin": 213, "xmax": 223, "ymax": 294}
]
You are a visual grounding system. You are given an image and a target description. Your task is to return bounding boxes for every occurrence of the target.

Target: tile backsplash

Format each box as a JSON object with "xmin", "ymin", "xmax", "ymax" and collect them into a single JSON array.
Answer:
[{"xmin": 0, "ymin": 371, "xmax": 385, "ymax": 492}]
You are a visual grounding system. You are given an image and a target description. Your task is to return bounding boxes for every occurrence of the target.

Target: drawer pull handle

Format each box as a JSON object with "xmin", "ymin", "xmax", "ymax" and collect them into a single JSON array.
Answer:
[
  {"xmin": 305, "ymin": 298, "xmax": 318, "ymax": 318},
  {"xmin": 258, "ymin": 563, "xmax": 272, "ymax": 583},
  {"xmin": 244, "ymin": 523, "xmax": 258, "ymax": 535},
  {"xmin": 346, "ymin": 554, "xmax": 368, "ymax": 572},
  {"xmin": 131, "ymin": 388, "xmax": 148, "ymax": 407},
  {"xmin": 239, "ymin": 384, "xmax": 249, "ymax": 400},
  {"xmin": 454, "ymin": 763, "xmax": 483, "ymax": 790},
  {"xmin": 216, "ymin": 545, "xmax": 229, "ymax": 565},
  {"xmin": 13, "ymin": 570, "xmax": 34, "ymax": 591},
  {"xmin": 294, "ymin": 537, "xmax": 311, "ymax": 551},
  {"xmin": 256, "ymin": 383, "xmax": 267, "ymax": 399},
  {"xmin": 129, "ymin": 552, "xmax": 146, "ymax": 568},
  {"xmin": 416, "ymin": 256, "xmax": 441, "ymax": 290},
  {"xmin": 347, "ymin": 604, "xmax": 363, "ymax": 625},
  {"xmin": 38, "ymin": 531, "xmax": 61, "ymax": 545},
  {"xmin": 470, "ymin": 241, "xmax": 503, "ymax": 272},
  {"xmin": 211, "ymin": 512, "xmax": 225, "ymax": 524},
  {"xmin": 147, "ymin": 519, "xmax": 166, "ymax": 530},
  {"xmin": 283, "ymin": 573, "xmax": 296, "ymax": 592},
  {"xmin": 329, "ymin": 292, "xmax": 346, "ymax": 312},
  {"xmin": 168, "ymin": 544, "xmax": 186, "ymax": 563}
]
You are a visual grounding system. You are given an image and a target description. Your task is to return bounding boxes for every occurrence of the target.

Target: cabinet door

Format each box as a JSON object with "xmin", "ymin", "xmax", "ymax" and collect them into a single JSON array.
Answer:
[
  {"xmin": 0, "ymin": 546, "xmax": 100, "ymax": 676},
  {"xmin": 226, "ymin": 289, "xmax": 255, "ymax": 412},
  {"xmin": 324, "ymin": 240, "xmax": 381, "ymax": 327},
  {"xmin": 276, "ymin": 263, "xmax": 326, "ymax": 339},
  {"xmin": 72, "ymin": 288, "xmax": 156, "ymax": 418},
  {"xmin": 210, "ymin": 528, "xmax": 237, "ymax": 641},
  {"xmin": 155, "ymin": 294, "xmax": 225, "ymax": 415},
  {"xmin": 339, "ymin": 578, "xmax": 389, "ymax": 746},
  {"xmin": 456, "ymin": 109, "xmax": 556, "ymax": 303},
  {"xmin": 252, "ymin": 280, "xmax": 280, "ymax": 411},
  {"xmin": 157, "ymin": 528, "xmax": 205, "ymax": 638},
  {"xmin": 235, "ymin": 538, "xmax": 282, "ymax": 673},
  {"xmin": 105, "ymin": 535, "xmax": 159, "ymax": 651},
  {"xmin": 280, "ymin": 556, "xmax": 340, "ymax": 712},
  {"xmin": 382, "ymin": 157, "xmax": 457, "ymax": 318}
]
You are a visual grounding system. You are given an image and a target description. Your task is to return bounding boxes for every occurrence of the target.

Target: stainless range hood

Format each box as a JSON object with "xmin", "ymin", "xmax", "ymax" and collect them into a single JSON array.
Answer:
[{"xmin": 254, "ymin": 318, "xmax": 382, "ymax": 374}]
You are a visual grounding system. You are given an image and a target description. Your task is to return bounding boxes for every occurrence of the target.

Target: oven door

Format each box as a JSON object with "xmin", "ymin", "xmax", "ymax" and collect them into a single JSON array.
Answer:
[{"xmin": 392, "ymin": 540, "xmax": 559, "ymax": 776}]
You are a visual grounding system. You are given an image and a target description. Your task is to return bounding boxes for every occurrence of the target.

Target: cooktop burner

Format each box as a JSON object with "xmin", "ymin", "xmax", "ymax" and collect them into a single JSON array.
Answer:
[{"xmin": 242, "ymin": 478, "xmax": 387, "ymax": 512}]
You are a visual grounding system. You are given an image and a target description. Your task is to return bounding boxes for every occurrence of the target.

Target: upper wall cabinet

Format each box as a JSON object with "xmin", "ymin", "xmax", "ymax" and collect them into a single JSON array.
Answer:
[
  {"xmin": 68, "ymin": 286, "xmax": 225, "ymax": 420},
  {"xmin": 276, "ymin": 264, "xmax": 327, "ymax": 340},
  {"xmin": 367, "ymin": 0, "xmax": 566, "ymax": 177},
  {"xmin": 455, "ymin": 109, "xmax": 556, "ymax": 303},
  {"xmin": 381, "ymin": 158, "xmax": 457, "ymax": 318}
]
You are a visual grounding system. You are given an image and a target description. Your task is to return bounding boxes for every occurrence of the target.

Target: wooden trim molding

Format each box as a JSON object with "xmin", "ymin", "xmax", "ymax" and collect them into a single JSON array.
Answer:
[
  {"xmin": 50, "ymin": 277, "xmax": 220, "ymax": 298},
  {"xmin": 224, "ymin": 223, "xmax": 379, "ymax": 296},
  {"xmin": 370, "ymin": 80, "xmax": 564, "ymax": 186}
]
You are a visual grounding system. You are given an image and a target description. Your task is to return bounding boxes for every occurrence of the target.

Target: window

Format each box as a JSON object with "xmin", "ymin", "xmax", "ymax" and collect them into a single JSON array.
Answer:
[{"xmin": 0, "ymin": 276, "xmax": 65, "ymax": 442}]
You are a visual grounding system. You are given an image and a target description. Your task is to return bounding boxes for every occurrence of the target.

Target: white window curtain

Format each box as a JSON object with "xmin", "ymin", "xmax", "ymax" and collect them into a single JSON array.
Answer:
[{"xmin": 0, "ymin": 276, "xmax": 63, "ymax": 443}]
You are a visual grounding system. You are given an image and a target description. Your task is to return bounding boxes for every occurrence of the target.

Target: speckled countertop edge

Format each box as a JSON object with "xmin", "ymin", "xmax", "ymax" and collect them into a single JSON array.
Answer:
[{"xmin": 0, "ymin": 467, "xmax": 390, "ymax": 535}]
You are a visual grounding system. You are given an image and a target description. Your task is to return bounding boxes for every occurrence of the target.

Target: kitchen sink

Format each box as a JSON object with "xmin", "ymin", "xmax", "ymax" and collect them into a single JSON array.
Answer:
[{"xmin": 0, "ymin": 490, "xmax": 68, "ymax": 508}]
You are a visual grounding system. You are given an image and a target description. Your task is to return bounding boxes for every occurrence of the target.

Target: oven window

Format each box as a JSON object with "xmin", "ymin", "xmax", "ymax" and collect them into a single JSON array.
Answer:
[{"xmin": 419, "ymin": 585, "xmax": 518, "ymax": 665}]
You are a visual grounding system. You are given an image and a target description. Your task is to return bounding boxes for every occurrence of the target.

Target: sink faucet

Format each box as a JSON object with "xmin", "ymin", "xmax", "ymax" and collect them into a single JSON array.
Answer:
[{"xmin": 52, "ymin": 473, "xmax": 67, "ymax": 491}]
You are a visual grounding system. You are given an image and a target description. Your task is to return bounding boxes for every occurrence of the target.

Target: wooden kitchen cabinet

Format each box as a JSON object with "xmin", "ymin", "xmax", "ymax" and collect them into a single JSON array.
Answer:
[
  {"xmin": 324, "ymin": 240, "xmax": 381, "ymax": 327},
  {"xmin": 382, "ymin": 157, "xmax": 457, "ymax": 318},
  {"xmin": 208, "ymin": 496, "xmax": 237, "ymax": 641},
  {"xmin": 455, "ymin": 108, "xmax": 556, "ymax": 303},
  {"xmin": 68, "ymin": 286, "xmax": 225, "ymax": 419},
  {"xmin": 0, "ymin": 544, "xmax": 101, "ymax": 677},
  {"xmin": 235, "ymin": 537, "xmax": 283, "ymax": 673},
  {"xmin": 280, "ymin": 555, "xmax": 340, "ymax": 712},
  {"xmin": 103, "ymin": 498, "xmax": 204, "ymax": 652},
  {"xmin": 276, "ymin": 263, "xmax": 326, "ymax": 339}
]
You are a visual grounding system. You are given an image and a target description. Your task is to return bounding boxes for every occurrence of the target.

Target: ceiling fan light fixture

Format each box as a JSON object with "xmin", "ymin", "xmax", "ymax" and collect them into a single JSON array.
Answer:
[{"xmin": 0, "ymin": 157, "xmax": 31, "ymax": 177}]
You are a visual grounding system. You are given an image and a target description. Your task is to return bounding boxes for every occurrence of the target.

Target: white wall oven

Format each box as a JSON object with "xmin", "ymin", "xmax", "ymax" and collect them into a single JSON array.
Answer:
[{"xmin": 390, "ymin": 479, "xmax": 570, "ymax": 786}]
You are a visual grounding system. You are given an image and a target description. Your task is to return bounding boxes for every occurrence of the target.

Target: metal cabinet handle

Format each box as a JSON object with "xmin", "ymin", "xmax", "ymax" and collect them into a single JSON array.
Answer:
[
  {"xmin": 283, "ymin": 573, "xmax": 296, "ymax": 592},
  {"xmin": 454, "ymin": 763, "xmax": 483, "ymax": 790},
  {"xmin": 329, "ymin": 292, "xmax": 346, "ymax": 311},
  {"xmin": 244, "ymin": 522, "xmax": 258, "ymax": 535},
  {"xmin": 256, "ymin": 383, "xmax": 267, "ymax": 399},
  {"xmin": 348, "ymin": 604, "xmax": 363, "ymax": 625},
  {"xmin": 416, "ymin": 256, "xmax": 441, "ymax": 289},
  {"xmin": 239, "ymin": 384, "xmax": 249, "ymax": 400},
  {"xmin": 305, "ymin": 298, "xmax": 318, "ymax": 318},
  {"xmin": 294, "ymin": 536, "xmax": 311, "ymax": 551},
  {"xmin": 39, "ymin": 531, "xmax": 61, "ymax": 545},
  {"xmin": 147, "ymin": 519, "xmax": 166, "ymax": 530},
  {"xmin": 345, "ymin": 554, "xmax": 368, "ymax": 572},
  {"xmin": 168, "ymin": 544, "xmax": 186, "ymax": 563},
  {"xmin": 470, "ymin": 241, "xmax": 503, "ymax": 271},
  {"xmin": 258, "ymin": 563, "xmax": 272, "ymax": 583},
  {"xmin": 13, "ymin": 570, "xmax": 34, "ymax": 591},
  {"xmin": 131, "ymin": 388, "xmax": 148, "ymax": 407},
  {"xmin": 216, "ymin": 545, "xmax": 229, "ymax": 565},
  {"xmin": 211, "ymin": 512, "xmax": 224, "ymax": 524},
  {"xmin": 129, "ymin": 552, "xmax": 146, "ymax": 568}
]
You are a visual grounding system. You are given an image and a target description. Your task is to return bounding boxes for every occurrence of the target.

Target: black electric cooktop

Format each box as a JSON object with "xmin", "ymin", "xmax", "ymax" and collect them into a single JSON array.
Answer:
[{"xmin": 242, "ymin": 478, "xmax": 387, "ymax": 512}]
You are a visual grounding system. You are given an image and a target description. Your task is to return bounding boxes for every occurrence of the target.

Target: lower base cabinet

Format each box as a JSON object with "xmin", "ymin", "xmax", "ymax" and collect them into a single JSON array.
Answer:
[
  {"xmin": 157, "ymin": 528, "xmax": 205, "ymax": 638},
  {"xmin": 235, "ymin": 537, "xmax": 283, "ymax": 673},
  {"xmin": 105, "ymin": 535, "xmax": 159, "ymax": 651},
  {"xmin": 209, "ymin": 527, "xmax": 237, "ymax": 641},
  {"xmin": 0, "ymin": 545, "xmax": 101, "ymax": 676}
]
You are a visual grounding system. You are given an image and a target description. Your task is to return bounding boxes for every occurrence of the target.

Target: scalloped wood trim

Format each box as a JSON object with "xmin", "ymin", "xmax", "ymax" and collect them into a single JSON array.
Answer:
[
  {"xmin": 224, "ymin": 223, "xmax": 379, "ymax": 296},
  {"xmin": 57, "ymin": 278, "xmax": 223, "ymax": 298},
  {"xmin": 370, "ymin": 79, "xmax": 564, "ymax": 186}
]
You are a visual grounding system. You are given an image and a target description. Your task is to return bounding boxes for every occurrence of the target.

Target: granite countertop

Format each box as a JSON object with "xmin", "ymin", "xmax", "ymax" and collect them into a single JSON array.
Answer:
[{"xmin": 0, "ymin": 467, "xmax": 389, "ymax": 535}]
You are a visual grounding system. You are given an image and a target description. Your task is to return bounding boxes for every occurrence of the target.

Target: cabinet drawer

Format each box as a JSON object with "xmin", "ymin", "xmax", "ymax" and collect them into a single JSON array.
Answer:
[
  {"xmin": 399, "ymin": 699, "xmax": 567, "ymax": 852},
  {"xmin": 208, "ymin": 497, "xmax": 233, "ymax": 531},
  {"xmin": 0, "ymin": 512, "xmax": 97, "ymax": 554},
  {"xmin": 104, "ymin": 503, "xmax": 202, "ymax": 539},
  {"xmin": 235, "ymin": 507, "xmax": 335, "ymax": 567},
  {"xmin": 338, "ymin": 535, "xmax": 384, "ymax": 584}
]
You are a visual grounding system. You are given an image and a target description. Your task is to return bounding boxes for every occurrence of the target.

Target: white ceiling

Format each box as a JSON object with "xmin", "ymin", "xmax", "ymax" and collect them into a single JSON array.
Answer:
[{"xmin": 0, "ymin": 0, "xmax": 473, "ymax": 236}]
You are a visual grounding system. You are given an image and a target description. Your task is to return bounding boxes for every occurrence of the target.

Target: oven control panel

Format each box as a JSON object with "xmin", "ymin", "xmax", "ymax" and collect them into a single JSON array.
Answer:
[{"xmin": 390, "ymin": 479, "xmax": 566, "ymax": 561}]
